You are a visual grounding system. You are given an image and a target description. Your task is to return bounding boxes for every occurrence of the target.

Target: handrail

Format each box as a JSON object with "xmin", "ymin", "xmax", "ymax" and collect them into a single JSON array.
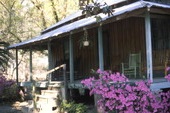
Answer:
[
  {"xmin": 48, "ymin": 64, "xmax": 68, "ymax": 100},
  {"xmin": 37, "ymin": 64, "xmax": 66, "ymax": 76},
  {"xmin": 35, "ymin": 64, "xmax": 68, "ymax": 100},
  {"xmin": 32, "ymin": 64, "xmax": 67, "ymax": 108}
]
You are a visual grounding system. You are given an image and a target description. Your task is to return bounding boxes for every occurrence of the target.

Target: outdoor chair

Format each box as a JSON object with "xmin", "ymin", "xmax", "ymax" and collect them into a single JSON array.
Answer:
[{"xmin": 121, "ymin": 53, "xmax": 141, "ymax": 78}]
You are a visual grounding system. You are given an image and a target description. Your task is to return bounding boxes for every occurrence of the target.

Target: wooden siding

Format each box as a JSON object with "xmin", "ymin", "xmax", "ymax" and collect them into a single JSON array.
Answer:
[
  {"xmin": 52, "ymin": 39, "xmax": 64, "ymax": 67},
  {"xmin": 73, "ymin": 29, "xmax": 98, "ymax": 78},
  {"xmin": 151, "ymin": 17, "xmax": 170, "ymax": 76},
  {"xmin": 50, "ymin": 17, "xmax": 170, "ymax": 79},
  {"xmin": 103, "ymin": 17, "xmax": 146, "ymax": 73},
  {"xmin": 50, "ymin": 17, "xmax": 147, "ymax": 79},
  {"xmin": 51, "ymin": 39, "xmax": 65, "ymax": 80}
]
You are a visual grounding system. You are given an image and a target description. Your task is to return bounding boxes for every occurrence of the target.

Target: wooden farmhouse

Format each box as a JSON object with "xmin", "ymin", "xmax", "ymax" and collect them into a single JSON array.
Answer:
[{"xmin": 9, "ymin": 0, "xmax": 170, "ymax": 102}]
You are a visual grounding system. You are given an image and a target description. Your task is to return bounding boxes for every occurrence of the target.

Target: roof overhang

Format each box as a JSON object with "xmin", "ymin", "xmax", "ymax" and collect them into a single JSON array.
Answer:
[{"xmin": 8, "ymin": 1, "xmax": 170, "ymax": 50}]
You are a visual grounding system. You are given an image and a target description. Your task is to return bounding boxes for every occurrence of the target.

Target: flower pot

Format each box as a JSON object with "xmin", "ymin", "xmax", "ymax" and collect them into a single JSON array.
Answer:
[{"xmin": 83, "ymin": 41, "xmax": 89, "ymax": 46}]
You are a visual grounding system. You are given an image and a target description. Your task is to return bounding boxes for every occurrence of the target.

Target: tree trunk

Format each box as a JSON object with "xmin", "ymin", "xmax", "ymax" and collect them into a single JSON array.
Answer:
[
  {"xmin": 49, "ymin": 0, "xmax": 59, "ymax": 22},
  {"xmin": 31, "ymin": 0, "xmax": 47, "ymax": 29}
]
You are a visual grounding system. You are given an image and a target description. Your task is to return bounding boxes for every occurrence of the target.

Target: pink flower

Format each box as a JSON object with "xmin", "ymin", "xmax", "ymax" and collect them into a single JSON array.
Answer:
[
  {"xmin": 81, "ymin": 69, "xmax": 170, "ymax": 113},
  {"xmin": 165, "ymin": 74, "xmax": 170, "ymax": 81},
  {"xmin": 166, "ymin": 67, "xmax": 170, "ymax": 71}
]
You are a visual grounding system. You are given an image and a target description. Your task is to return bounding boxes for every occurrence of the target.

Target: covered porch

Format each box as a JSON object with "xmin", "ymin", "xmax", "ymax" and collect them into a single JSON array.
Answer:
[{"xmin": 8, "ymin": 1, "xmax": 170, "ymax": 94}]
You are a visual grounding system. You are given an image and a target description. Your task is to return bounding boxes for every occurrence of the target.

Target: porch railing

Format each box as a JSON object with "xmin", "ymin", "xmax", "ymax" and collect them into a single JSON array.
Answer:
[
  {"xmin": 34, "ymin": 64, "xmax": 68, "ymax": 100},
  {"xmin": 48, "ymin": 64, "xmax": 67, "ymax": 100}
]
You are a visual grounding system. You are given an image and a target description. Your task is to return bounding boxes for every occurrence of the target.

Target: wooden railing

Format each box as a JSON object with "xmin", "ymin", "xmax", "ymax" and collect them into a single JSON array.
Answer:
[
  {"xmin": 34, "ymin": 64, "xmax": 68, "ymax": 100},
  {"xmin": 39, "ymin": 64, "xmax": 66, "ymax": 77},
  {"xmin": 49, "ymin": 64, "xmax": 68, "ymax": 100}
]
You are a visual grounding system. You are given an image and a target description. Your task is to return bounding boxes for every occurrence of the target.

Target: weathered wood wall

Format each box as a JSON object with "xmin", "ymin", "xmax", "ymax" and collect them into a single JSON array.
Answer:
[
  {"xmin": 151, "ymin": 17, "xmax": 170, "ymax": 76},
  {"xmin": 51, "ymin": 17, "xmax": 146, "ymax": 78},
  {"xmin": 50, "ymin": 16, "xmax": 170, "ymax": 79},
  {"xmin": 103, "ymin": 17, "xmax": 146, "ymax": 72},
  {"xmin": 73, "ymin": 29, "xmax": 98, "ymax": 78}
]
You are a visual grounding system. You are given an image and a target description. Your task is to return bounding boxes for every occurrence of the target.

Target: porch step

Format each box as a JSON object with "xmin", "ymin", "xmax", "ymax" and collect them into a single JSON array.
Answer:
[
  {"xmin": 41, "ymin": 90, "xmax": 61, "ymax": 97},
  {"xmin": 36, "ymin": 102, "xmax": 59, "ymax": 113},
  {"xmin": 35, "ymin": 94, "xmax": 61, "ymax": 113},
  {"xmin": 48, "ymin": 81, "xmax": 64, "ymax": 90},
  {"xmin": 35, "ymin": 85, "xmax": 63, "ymax": 113}
]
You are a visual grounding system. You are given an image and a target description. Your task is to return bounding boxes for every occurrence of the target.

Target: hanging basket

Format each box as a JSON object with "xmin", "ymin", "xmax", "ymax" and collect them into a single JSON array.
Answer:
[{"xmin": 83, "ymin": 40, "xmax": 90, "ymax": 46}]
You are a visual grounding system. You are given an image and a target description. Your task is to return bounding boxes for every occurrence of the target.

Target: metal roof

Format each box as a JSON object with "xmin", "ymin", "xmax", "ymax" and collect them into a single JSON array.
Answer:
[
  {"xmin": 8, "ymin": 1, "xmax": 170, "ymax": 49},
  {"xmin": 42, "ymin": 0, "xmax": 127, "ymax": 33}
]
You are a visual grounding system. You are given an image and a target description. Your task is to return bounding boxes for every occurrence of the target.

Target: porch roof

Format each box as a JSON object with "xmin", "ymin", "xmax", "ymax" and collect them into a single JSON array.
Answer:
[
  {"xmin": 42, "ymin": 0, "xmax": 127, "ymax": 34},
  {"xmin": 8, "ymin": 1, "xmax": 170, "ymax": 49}
]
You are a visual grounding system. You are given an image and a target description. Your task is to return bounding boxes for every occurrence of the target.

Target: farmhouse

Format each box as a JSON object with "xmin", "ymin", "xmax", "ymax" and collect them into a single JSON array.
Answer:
[{"xmin": 9, "ymin": 0, "xmax": 170, "ymax": 102}]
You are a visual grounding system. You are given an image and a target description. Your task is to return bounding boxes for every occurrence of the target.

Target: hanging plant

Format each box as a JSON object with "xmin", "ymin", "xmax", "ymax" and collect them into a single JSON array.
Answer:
[
  {"xmin": 78, "ymin": 29, "xmax": 92, "ymax": 48},
  {"xmin": 82, "ymin": 29, "xmax": 89, "ymax": 46}
]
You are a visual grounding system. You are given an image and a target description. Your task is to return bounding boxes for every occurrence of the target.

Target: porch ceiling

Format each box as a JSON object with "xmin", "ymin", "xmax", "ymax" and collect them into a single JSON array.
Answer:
[{"xmin": 8, "ymin": 1, "xmax": 170, "ymax": 50}]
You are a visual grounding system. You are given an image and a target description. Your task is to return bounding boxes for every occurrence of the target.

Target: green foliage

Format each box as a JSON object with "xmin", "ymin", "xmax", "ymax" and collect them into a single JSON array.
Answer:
[
  {"xmin": 0, "ymin": 42, "xmax": 11, "ymax": 71},
  {"xmin": 0, "ymin": 75, "xmax": 19, "ymax": 102},
  {"xmin": 0, "ymin": 0, "xmax": 79, "ymax": 44},
  {"xmin": 82, "ymin": 0, "xmax": 113, "ymax": 22},
  {"xmin": 0, "ymin": 0, "xmax": 79, "ymax": 78},
  {"xmin": 60, "ymin": 100, "xmax": 87, "ymax": 113},
  {"xmin": 3, "ymin": 83, "xmax": 19, "ymax": 101}
]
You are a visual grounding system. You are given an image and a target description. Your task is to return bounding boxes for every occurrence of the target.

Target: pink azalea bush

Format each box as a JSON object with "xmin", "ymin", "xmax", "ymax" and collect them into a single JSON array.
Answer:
[
  {"xmin": 81, "ymin": 69, "xmax": 170, "ymax": 113},
  {"xmin": 0, "ymin": 74, "xmax": 18, "ymax": 100},
  {"xmin": 165, "ymin": 67, "xmax": 170, "ymax": 81}
]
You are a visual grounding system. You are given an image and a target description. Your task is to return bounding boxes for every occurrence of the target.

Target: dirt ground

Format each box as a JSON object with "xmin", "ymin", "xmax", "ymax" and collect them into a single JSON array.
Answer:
[
  {"xmin": 0, "ymin": 101, "xmax": 26, "ymax": 113},
  {"xmin": 0, "ymin": 101, "xmax": 97, "ymax": 113}
]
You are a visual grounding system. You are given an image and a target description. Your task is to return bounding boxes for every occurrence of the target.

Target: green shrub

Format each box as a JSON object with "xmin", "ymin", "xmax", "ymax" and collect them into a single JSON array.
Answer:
[
  {"xmin": 0, "ymin": 75, "xmax": 19, "ymax": 102},
  {"xmin": 60, "ymin": 100, "xmax": 87, "ymax": 113},
  {"xmin": 2, "ymin": 83, "xmax": 19, "ymax": 101}
]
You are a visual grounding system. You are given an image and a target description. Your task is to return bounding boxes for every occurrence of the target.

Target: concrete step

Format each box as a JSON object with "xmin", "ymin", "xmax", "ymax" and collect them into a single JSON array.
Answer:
[
  {"xmin": 36, "ymin": 102, "xmax": 59, "ymax": 113},
  {"xmin": 35, "ymin": 94, "xmax": 61, "ymax": 113},
  {"xmin": 35, "ymin": 94, "xmax": 58, "ymax": 104},
  {"xmin": 48, "ymin": 81, "xmax": 63, "ymax": 90},
  {"xmin": 41, "ymin": 90, "xmax": 61, "ymax": 97}
]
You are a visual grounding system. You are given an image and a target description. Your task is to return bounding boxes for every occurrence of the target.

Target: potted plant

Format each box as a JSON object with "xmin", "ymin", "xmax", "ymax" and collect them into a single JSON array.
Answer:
[{"xmin": 79, "ymin": 29, "xmax": 91, "ymax": 48}]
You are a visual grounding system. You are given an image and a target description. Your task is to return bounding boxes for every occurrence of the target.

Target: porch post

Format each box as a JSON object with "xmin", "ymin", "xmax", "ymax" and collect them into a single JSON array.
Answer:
[
  {"xmin": 98, "ymin": 26, "xmax": 104, "ymax": 71},
  {"xmin": 145, "ymin": 11, "xmax": 153, "ymax": 82},
  {"xmin": 29, "ymin": 47, "xmax": 33, "ymax": 81},
  {"xmin": 69, "ymin": 34, "xmax": 74, "ymax": 83},
  {"xmin": 63, "ymin": 64, "xmax": 68, "ymax": 100},
  {"xmin": 48, "ymin": 41, "xmax": 52, "ymax": 82},
  {"xmin": 16, "ymin": 49, "xmax": 19, "ymax": 84}
]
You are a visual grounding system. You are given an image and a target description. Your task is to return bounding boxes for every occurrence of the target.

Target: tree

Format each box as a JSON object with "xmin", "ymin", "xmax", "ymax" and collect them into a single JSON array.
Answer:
[
  {"xmin": 49, "ymin": 0, "xmax": 59, "ymax": 22},
  {"xmin": 30, "ymin": 0, "xmax": 47, "ymax": 29},
  {"xmin": 0, "ymin": 42, "xmax": 11, "ymax": 72},
  {"xmin": 0, "ymin": 0, "xmax": 79, "ymax": 80}
]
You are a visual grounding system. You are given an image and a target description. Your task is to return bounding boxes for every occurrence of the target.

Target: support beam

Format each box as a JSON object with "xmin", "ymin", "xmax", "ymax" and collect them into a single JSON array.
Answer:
[
  {"xmin": 48, "ymin": 41, "xmax": 52, "ymax": 82},
  {"xmin": 63, "ymin": 64, "xmax": 68, "ymax": 100},
  {"xmin": 98, "ymin": 26, "xmax": 104, "ymax": 71},
  {"xmin": 16, "ymin": 49, "xmax": 19, "ymax": 84},
  {"xmin": 69, "ymin": 34, "xmax": 74, "ymax": 83},
  {"xmin": 145, "ymin": 11, "xmax": 153, "ymax": 82},
  {"xmin": 29, "ymin": 47, "xmax": 33, "ymax": 81}
]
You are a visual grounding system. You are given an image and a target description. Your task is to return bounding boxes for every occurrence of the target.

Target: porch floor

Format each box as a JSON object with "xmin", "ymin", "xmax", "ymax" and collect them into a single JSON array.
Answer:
[{"xmin": 68, "ymin": 77, "xmax": 170, "ymax": 91}]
